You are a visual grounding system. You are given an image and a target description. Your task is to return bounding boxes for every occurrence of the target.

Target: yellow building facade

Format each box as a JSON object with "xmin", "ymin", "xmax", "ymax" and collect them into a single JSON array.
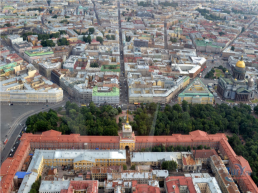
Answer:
[
  {"xmin": 119, "ymin": 112, "xmax": 135, "ymax": 150},
  {"xmin": 38, "ymin": 150, "xmax": 127, "ymax": 171}
]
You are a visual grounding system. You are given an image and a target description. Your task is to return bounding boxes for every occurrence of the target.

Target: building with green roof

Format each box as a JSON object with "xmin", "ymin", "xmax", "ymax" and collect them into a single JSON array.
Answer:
[
  {"xmin": 92, "ymin": 86, "xmax": 119, "ymax": 104},
  {"xmin": 178, "ymin": 78, "xmax": 214, "ymax": 104},
  {"xmin": 195, "ymin": 40, "xmax": 222, "ymax": 53},
  {"xmin": 24, "ymin": 47, "xmax": 54, "ymax": 63},
  {"xmin": 3, "ymin": 6, "xmax": 15, "ymax": 10},
  {"xmin": 0, "ymin": 62, "xmax": 18, "ymax": 76}
]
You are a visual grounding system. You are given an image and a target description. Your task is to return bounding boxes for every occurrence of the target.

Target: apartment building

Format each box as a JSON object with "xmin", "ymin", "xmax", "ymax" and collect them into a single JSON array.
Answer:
[
  {"xmin": 0, "ymin": 70, "xmax": 63, "ymax": 103},
  {"xmin": 59, "ymin": 71, "xmax": 119, "ymax": 104},
  {"xmin": 12, "ymin": 41, "xmax": 33, "ymax": 54},
  {"xmin": 6, "ymin": 34, "xmax": 23, "ymax": 45},
  {"xmin": 90, "ymin": 166, "xmax": 123, "ymax": 181},
  {"xmin": 128, "ymin": 73, "xmax": 190, "ymax": 104},
  {"xmin": 131, "ymin": 152, "xmax": 181, "ymax": 168},
  {"xmin": 24, "ymin": 47, "xmax": 55, "ymax": 63},
  {"xmin": 92, "ymin": 86, "xmax": 119, "ymax": 104},
  {"xmin": 185, "ymin": 173, "xmax": 222, "ymax": 193},
  {"xmin": 210, "ymin": 155, "xmax": 240, "ymax": 193},
  {"xmin": 37, "ymin": 58, "xmax": 62, "ymax": 79},
  {"xmin": 182, "ymin": 153, "xmax": 202, "ymax": 172}
]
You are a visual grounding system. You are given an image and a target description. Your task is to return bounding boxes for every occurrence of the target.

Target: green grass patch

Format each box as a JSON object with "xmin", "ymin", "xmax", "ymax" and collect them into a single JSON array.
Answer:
[
  {"xmin": 101, "ymin": 65, "xmax": 120, "ymax": 72},
  {"xmin": 214, "ymin": 69, "xmax": 224, "ymax": 78},
  {"xmin": 251, "ymin": 99, "xmax": 258, "ymax": 103}
]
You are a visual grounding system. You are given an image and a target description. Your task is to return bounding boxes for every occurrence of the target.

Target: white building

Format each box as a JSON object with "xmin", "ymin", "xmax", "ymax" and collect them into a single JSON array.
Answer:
[
  {"xmin": 7, "ymin": 34, "xmax": 23, "ymax": 45},
  {"xmin": 92, "ymin": 86, "xmax": 120, "ymax": 104},
  {"xmin": 185, "ymin": 173, "xmax": 222, "ymax": 193},
  {"xmin": 18, "ymin": 172, "xmax": 38, "ymax": 193},
  {"xmin": 0, "ymin": 71, "xmax": 63, "ymax": 103},
  {"xmin": 131, "ymin": 152, "xmax": 180, "ymax": 166}
]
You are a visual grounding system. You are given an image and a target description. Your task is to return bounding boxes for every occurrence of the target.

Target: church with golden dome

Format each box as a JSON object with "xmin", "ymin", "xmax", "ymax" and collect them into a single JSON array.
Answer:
[{"xmin": 217, "ymin": 56, "xmax": 256, "ymax": 101}]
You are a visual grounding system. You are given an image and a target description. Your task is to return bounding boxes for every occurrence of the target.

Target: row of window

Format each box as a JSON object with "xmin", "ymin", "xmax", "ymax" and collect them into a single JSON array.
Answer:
[
  {"xmin": 74, "ymin": 163, "xmax": 92, "ymax": 165},
  {"xmin": 45, "ymin": 159, "xmax": 73, "ymax": 161},
  {"xmin": 96, "ymin": 159, "xmax": 124, "ymax": 161}
]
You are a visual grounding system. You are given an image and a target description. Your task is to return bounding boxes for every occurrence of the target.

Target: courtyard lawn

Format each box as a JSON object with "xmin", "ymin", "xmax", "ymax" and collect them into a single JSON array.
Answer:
[
  {"xmin": 251, "ymin": 99, "xmax": 258, "ymax": 103},
  {"xmin": 214, "ymin": 69, "xmax": 224, "ymax": 78}
]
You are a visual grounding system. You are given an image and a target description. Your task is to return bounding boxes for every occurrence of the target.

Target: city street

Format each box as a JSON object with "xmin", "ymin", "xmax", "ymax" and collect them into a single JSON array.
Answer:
[
  {"xmin": 117, "ymin": 1, "xmax": 127, "ymax": 105},
  {"xmin": 0, "ymin": 98, "xmax": 68, "ymax": 164},
  {"xmin": 0, "ymin": 39, "xmax": 28, "ymax": 62}
]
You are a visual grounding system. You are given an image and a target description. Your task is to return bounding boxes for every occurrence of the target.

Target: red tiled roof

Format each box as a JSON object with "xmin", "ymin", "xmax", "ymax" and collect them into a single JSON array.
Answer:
[
  {"xmin": 67, "ymin": 181, "xmax": 98, "ymax": 193},
  {"xmin": 32, "ymin": 46, "xmax": 43, "ymax": 49},
  {"xmin": 132, "ymin": 181, "xmax": 160, "ymax": 193},
  {"xmin": 166, "ymin": 176, "xmax": 196, "ymax": 193},
  {"xmin": 193, "ymin": 149, "xmax": 218, "ymax": 158},
  {"xmin": 1, "ymin": 130, "xmax": 258, "ymax": 193}
]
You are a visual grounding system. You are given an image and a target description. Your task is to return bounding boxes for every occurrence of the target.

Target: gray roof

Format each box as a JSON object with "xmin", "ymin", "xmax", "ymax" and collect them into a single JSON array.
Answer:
[{"xmin": 39, "ymin": 180, "xmax": 70, "ymax": 192}]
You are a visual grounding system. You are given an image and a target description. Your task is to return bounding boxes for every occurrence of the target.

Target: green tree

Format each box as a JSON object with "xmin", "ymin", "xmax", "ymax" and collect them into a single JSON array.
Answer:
[
  {"xmin": 106, "ymin": 35, "xmax": 111, "ymax": 40},
  {"xmin": 130, "ymin": 164, "xmax": 136, "ymax": 170},
  {"xmin": 96, "ymin": 36, "xmax": 103, "ymax": 44},
  {"xmin": 109, "ymin": 108, "xmax": 118, "ymax": 117},
  {"xmin": 57, "ymin": 38, "xmax": 69, "ymax": 46},
  {"xmin": 83, "ymin": 35, "xmax": 91, "ymax": 44},
  {"xmin": 123, "ymin": 164, "xmax": 127, "ymax": 170},
  {"xmin": 126, "ymin": 36, "xmax": 131, "ymax": 42},
  {"xmin": 162, "ymin": 160, "xmax": 177, "ymax": 171},
  {"xmin": 231, "ymin": 46, "xmax": 235, "ymax": 51},
  {"xmin": 182, "ymin": 100, "xmax": 188, "ymax": 112},
  {"xmin": 173, "ymin": 104, "xmax": 182, "ymax": 113},
  {"xmin": 254, "ymin": 106, "xmax": 258, "ymax": 115},
  {"xmin": 89, "ymin": 27, "xmax": 95, "ymax": 34},
  {"xmin": 90, "ymin": 62, "xmax": 99, "ymax": 67},
  {"xmin": 170, "ymin": 37, "xmax": 177, "ymax": 43},
  {"xmin": 41, "ymin": 39, "xmax": 55, "ymax": 47}
]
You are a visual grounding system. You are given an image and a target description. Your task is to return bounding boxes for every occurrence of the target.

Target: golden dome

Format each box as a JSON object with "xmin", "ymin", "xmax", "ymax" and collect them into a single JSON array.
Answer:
[{"xmin": 236, "ymin": 56, "xmax": 245, "ymax": 68}]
